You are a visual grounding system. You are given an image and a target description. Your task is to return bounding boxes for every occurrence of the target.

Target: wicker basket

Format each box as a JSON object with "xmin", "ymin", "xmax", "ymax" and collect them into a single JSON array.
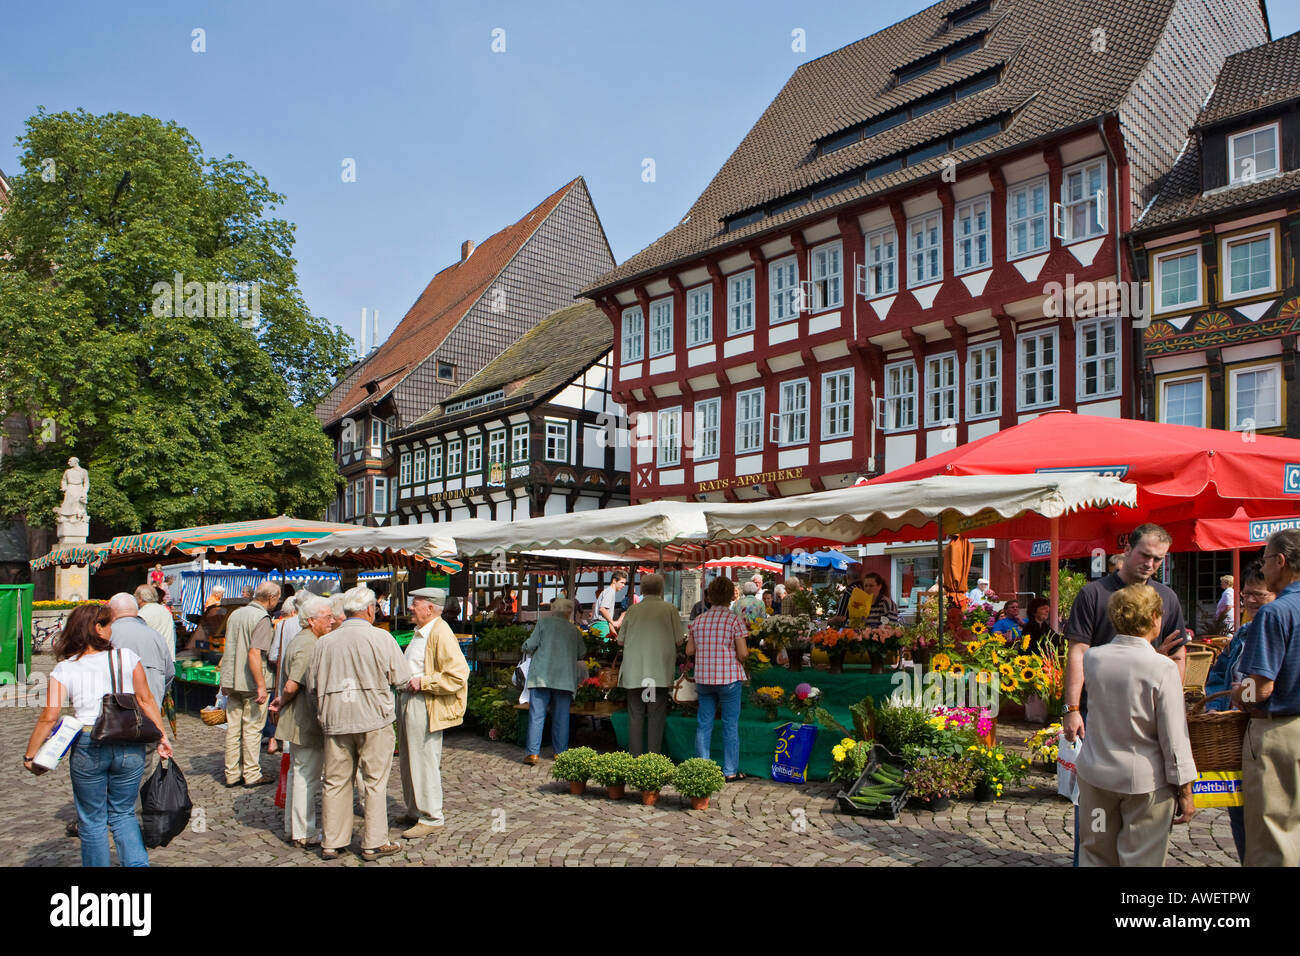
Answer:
[
  {"xmin": 1187, "ymin": 690, "xmax": 1247, "ymax": 772},
  {"xmin": 200, "ymin": 707, "xmax": 227, "ymax": 727}
]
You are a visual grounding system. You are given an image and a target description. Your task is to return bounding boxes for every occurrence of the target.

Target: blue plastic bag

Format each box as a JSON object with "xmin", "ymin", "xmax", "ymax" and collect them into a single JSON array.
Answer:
[{"xmin": 772, "ymin": 722, "xmax": 817, "ymax": 783}]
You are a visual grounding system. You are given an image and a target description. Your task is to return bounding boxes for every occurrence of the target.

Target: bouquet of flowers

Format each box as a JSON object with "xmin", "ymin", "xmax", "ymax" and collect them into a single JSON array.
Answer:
[
  {"xmin": 574, "ymin": 676, "xmax": 604, "ymax": 705},
  {"xmin": 758, "ymin": 614, "xmax": 812, "ymax": 651},
  {"xmin": 932, "ymin": 706, "xmax": 994, "ymax": 739},
  {"xmin": 830, "ymin": 736, "xmax": 873, "ymax": 785},
  {"xmin": 746, "ymin": 648, "xmax": 772, "ymax": 674},
  {"xmin": 752, "ymin": 685, "xmax": 785, "ymax": 720},
  {"xmin": 786, "ymin": 683, "xmax": 850, "ymax": 735},
  {"xmin": 932, "ymin": 633, "xmax": 1053, "ymax": 706},
  {"xmin": 1025, "ymin": 723, "xmax": 1063, "ymax": 768}
]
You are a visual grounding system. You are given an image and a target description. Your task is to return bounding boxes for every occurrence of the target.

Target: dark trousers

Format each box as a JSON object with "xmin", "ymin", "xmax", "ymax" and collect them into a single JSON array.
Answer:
[{"xmin": 626, "ymin": 691, "xmax": 668, "ymax": 757}]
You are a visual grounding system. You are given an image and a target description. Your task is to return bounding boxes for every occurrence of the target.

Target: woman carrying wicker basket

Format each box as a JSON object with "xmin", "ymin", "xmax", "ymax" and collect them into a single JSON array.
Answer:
[{"xmin": 1074, "ymin": 584, "xmax": 1198, "ymax": 867}]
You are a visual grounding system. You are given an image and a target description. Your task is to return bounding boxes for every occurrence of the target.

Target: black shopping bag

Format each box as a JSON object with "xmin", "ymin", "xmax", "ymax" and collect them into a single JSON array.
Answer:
[{"xmin": 139, "ymin": 758, "xmax": 192, "ymax": 848}]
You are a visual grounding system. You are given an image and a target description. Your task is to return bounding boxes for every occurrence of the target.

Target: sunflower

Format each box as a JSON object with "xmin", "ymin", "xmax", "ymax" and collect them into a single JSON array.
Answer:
[
  {"xmin": 1020, "ymin": 666, "xmax": 1037, "ymax": 682},
  {"xmin": 991, "ymin": 634, "xmax": 1008, "ymax": 645},
  {"xmin": 1021, "ymin": 635, "xmax": 1031, "ymax": 651},
  {"xmin": 999, "ymin": 662, "xmax": 1015, "ymax": 680},
  {"xmin": 966, "ymin": 640, "xmax": 984, "ymax": 653},
  {"xmin": 949, "ymin": 663, "xmax": 966, "ymax": 677},
  {"xmin": 931, "ymin": 652, "xmax": 952, "ymax": 672},
  {"xmin": 1014, "ymin": 655, "xmax": 1032, "ymax": 669},
  {"xmin": 1002, "ymin": 675, "xmax": 1019, "ymax": 693},
  {"xmin": 969, "ymin": 621, "xmax": 989, "ymax": 636},
  {"xmin": 975, "ymin": 669, "xmax": 994, "ymax": 684}
]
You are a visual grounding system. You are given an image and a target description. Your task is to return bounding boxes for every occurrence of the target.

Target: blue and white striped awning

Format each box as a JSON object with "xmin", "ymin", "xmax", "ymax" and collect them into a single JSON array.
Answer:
[{"xmin": 179, "ymin": 569, "xmax": 394, "ymax": 619}]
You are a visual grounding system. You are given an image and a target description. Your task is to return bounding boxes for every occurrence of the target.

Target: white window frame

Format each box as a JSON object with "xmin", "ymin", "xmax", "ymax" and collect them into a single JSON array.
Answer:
[
  {"xmin": 1017, "ymin": 329, "xmax": 1058, "ymax": 411},
  {"xmin": 511, "ymin": 423, "xmax": 529, "ymax": 462},
  {"xmin": 883, "ymin": 360, "xmax": 917, "ymax": 431},
  {"xmin": 907, "ymin": 211, "xmax": 943, "ymax": 287},
  {"xmin": 399, "ymin": 451, "xmax": 412, "ymax": 486},
  {"xmin": 807, "ymin": 240, "xmax": 844, "ymax": 312},
  {"xmin": 924, "ymin": 353, "xmax": 959, "ymax": 428},
  {"xmin": 621, "ymin": 306, "xmax": 644, "ymax": 363},
  {"xmin": 372, "ymin": 476, "xmax": 388, "ymax": 514},
  {"xmin": 1006, "ymin": 175, "xmax": 1049, "ymax": 260},
  {"xmin": 1075, "ymin": 316, "xmax": 1121, "ymax": 401},
  {"xmin": 1055, "ymin": 157, "xmax": 1107, "ymax": 243},
  {"xmin": 1153, "ymin": 246, "xmax": 1203, "ymax": 314},
  {"xmin": 353, "ymin": 479, "xmax": 367, "ymax": 516},
  {"xmin": 953, "ymin": 195, "xmax": 991, "ymax": 275},
  {"xmin": 446, "ymin": 440, "xmax": 462, "ymax": 476},
  {"xmin": 657, "ymin": 407, "xmax": 682, "ymax": 466},
  {"xmin": 412, "ymin": 448, "xmax": 427, "ymax": 483},
  {"xmin": 821, "ymin": 369, "xmax": 853, "ymax": 440},
  {"xmin": 727, "ymin": 270, "xmax": 756, "ymax": 335},
  {"xmin": 693, "ymin": 398, "xmax": 720, "ymax": 461},
  {"xmin": 966, "ymin": 342, "xmax": 1000, "ymax": 421},
  {"xmin": 686, "ymin": 285, "xmax": 712, "ymax": 346},
  {"xmin": 736, "ymin": 387, "xmax": 764, "ymax": 454},
  {"xmin": 768, "ymin": 256, "xmax": 800, "ymax": 324},
  {"xmin": 1221, "ymin": 229, "xmax": 1277, "ymax": 301},
  {"xmin": 343, "ymin": 484, "xmax": 354, "ymax": 519},
  {"xmin": 862, "ymin": 226, "xmax": 898, "ymax": 298},
  {"xmin": 489, "ymin": 429, "xmax": 506, "ymax": 465},
  {"xmin": 649, "ymin": 297, "xmax": 673, "ymax": 357},
  {"xmin": 1229, "ymin": 362, "xmax": 1282, "ymax": 431},
  {"xmin": 369, "ymin": 418, "xmax": 384, "ymax": 451},
  {"xmin": 429, "ymin": 446, "xmax": 442, "ymax": 480},
  {"xmin": 1229, "ymin": 122, "xmax": 1280, "ymax": 186},
  {"xmin": 545, "ymin": 419, "xmax": 569, "ymax": 463},
  {"xmin": 777, "ymin": 379, "xmax": 810, "ymax": 446},
  {"xmin": 466, "ymin": 434, "xmax": 483, "ymax": 473},
  {"xmin": 1157, "ymin": 372, "xmax": 1208, "ymax": 429}
]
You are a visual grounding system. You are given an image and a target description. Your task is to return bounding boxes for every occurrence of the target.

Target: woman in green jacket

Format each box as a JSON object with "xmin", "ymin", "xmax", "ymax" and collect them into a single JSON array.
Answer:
[{"xmin": 521, "ymin": 597, "xmax": 586, "ymax": 764}]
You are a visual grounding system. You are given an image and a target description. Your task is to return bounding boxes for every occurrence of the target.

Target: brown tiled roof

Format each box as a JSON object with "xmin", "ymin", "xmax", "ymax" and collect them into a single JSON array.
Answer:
[
  {"xmin": 583, "ymin": 0, "xmax": 1181, "ymax": 296},
  {"xmin": 318, "ymin": 177, "xmax": 583, "ymax": 426},
  {"xmin": 404, "ymin": 301, "xmax": 610, "ymax": 432},
  {"xmin": 1198, "ymin": 30, "xmax": 1300, "ymax": 127}
]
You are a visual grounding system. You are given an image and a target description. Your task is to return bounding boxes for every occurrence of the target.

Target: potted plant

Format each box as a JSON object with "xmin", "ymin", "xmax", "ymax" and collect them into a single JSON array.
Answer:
[
  {"xmin": 673, "ymin": 757, "xmax": 726, "ymax": 810},
  {"xmin": 903, "ymin": 755, "xmax": 975, "ymax": 811},
  {"xmin": 758, "ymin": 614, "xmax": 812, "ymax": 670},
  {"xmin": 751, "ymin": 685, "xmax": 785, "ymax": 721},
  {"xmin": 592, "ymin": 751, "xmax": 636, "ymax": 800},
  {"xmin": 628, "ymin": 753, "xmax": 675, "ymax": 805},
  {"xmin": 788, "ymin": 683, "xmax": 851, "ymax": 736},
  {"xmin": 551, "ymin": 746, "xmax": 598, "ymax": 795},
  {"xmin": 574, "ymin": 676, "xmax": 604, "ymax": 710},
  {"xmin": 830, "ymin": 737, "xmax": 873, "ymax": 786},
  {"xmin": 965, "ymin": 743, "xmax": 1030, "ymax": 801}
]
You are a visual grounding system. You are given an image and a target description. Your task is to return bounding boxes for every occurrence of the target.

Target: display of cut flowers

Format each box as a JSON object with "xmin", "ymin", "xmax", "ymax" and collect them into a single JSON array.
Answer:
[{"xmin": 1025, "ymin": 724, "xmax": 1064, "ymax": 766}]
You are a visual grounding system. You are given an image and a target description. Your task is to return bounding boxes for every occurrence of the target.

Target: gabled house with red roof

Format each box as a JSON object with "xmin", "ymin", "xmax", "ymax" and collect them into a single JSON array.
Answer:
[{"xmin": 314, "ymin": 177, "xmax": 614, "ymax": 525}]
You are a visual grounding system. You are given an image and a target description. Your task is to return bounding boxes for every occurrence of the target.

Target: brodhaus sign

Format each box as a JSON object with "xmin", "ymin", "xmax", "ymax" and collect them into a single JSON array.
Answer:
[{"xmin": 50, "ymin": 886, "xmax": 151, "ymax": 936}]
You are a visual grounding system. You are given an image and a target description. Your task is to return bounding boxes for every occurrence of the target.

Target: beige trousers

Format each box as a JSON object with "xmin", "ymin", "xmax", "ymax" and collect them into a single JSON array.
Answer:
[
  {"xmin": 1077, "ymin": 778, "xmax": 1176, "ymax": 867},
  {"xmin": 223, "ymin": 690, "xmax": 267, "ymax": 784},
  {"xmin": 1243, "ymin": 714, "xmax": 1300, "ymax": 867},
  {"xmin": 396, "ymin": 691, "xmax": 444, "ymax": 826},
  {"xmin": 282, "ymin": 741, "xmax": 324, "ymax": 842},
  {"xmin": 321, "ymin": 726, "xmax": 394, "ymax": 851}
]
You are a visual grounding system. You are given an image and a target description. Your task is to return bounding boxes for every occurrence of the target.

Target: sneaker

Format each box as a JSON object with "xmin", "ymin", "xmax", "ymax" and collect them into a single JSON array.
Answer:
[{"xmin": 401, "ymin": 822, "xmax": 443, "ymax": 839}]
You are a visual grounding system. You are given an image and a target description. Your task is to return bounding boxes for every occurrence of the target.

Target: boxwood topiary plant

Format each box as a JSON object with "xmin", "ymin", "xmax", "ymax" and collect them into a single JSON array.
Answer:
[
  {"xmin": 591, "ymin": 751, "xmax": 636, "ymax": 786},
  {"xmin": 627, "ymin": 753, "xmax": 676, "ymax": 793},
  {"xmin": 671, "ymin": 757, "xmax": 726, "ymax": 798},
  {"xmin": 551, "ymin": 746, "xmax": 598, "ymax": 784}
]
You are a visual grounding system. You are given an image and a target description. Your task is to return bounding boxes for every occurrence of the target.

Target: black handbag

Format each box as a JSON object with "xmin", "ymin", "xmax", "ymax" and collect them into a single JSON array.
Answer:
[{"xmin": 91, "ymin": 649, "xmax": 163, "ymax": 744}]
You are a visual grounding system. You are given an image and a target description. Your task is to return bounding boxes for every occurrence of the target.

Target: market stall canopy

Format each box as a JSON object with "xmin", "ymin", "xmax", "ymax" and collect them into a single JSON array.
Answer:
[
  {"xmin": 704, "ymin": 473, "xmax": 1136, "ymax": 543},
  {"xmin": 766, "ymin": 550, "xmax": 860, "ymax": 570},
  {"xmin": 452, "ymin": 501, "xmax": 713, "ymax": 557},
  {"xmin": 294, "ymin": 525, "xmax": 461, "ymax": 572},
  {"xmin": 29, "ymin": 542, "xmax": 111, "ymax": 572},
  {"xmin": 702, "ymin": 556, "xmax": 785, "ymax": 572}
]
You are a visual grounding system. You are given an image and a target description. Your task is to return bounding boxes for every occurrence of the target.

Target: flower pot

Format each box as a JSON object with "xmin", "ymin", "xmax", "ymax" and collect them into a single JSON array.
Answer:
[
  {"xmin": 690, "ymin": 796, "xmax": 710, "ymax": 810},
  {"xmin": 978, "ymin": 717, "xmax": 997, "ymax": 748},
  {"xmin": 915, "ymin": 796, "xmax": 951, "ymax": 812},
  {"xmin": 761, "ymin": 708, "xmax": 779, "ymax": 722},
  {"xmin": 568, "ymin": 781, "xmax": 586, "ymax": 796},
  {"xmin": 607, "ymin": 783, "xmax": 626, "ymax": 800},
  {"xmin": 973, "ymin": 781, "xmax": 995, "ymax": 802},
  {"xmin": 828, "ymin": 659, "xmax": 845, "ymax": 674},
  {"xmin": 786, "ymin": 650, "xmax": 804, "ymax": 671},
  {"xmin": 640, "ymin": 790, "xmax": 660, "ymax": 806},
  {"xmin": 912, "ymin": 647, "xmax": 932, "ymax": 668}
]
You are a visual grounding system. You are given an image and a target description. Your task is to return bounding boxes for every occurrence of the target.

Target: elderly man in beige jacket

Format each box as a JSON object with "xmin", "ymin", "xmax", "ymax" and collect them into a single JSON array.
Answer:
[
  {"xmin": 617, "ymin": 573, "xmax": 687, "ymax": 756},
  {"xmin": 396, "ymin": 587, "xmax": 469, "ymax": 840}
]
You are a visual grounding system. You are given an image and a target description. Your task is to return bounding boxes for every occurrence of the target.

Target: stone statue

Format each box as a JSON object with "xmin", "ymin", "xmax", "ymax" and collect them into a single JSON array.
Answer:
[{"xmin": 54, "ymin": 456, "xmax": 90, "ymax": 543}]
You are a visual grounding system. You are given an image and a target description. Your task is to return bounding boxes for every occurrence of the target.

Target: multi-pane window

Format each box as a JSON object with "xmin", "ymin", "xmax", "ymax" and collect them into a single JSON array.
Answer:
[
  {"xmin": 953, "ymin": 197, "xmax": 990, "ymax": 273},
  {"xmin": 908, "ymin": 212, "xmax": 942, "ymax": 286},
  {"xmin": 966, "ymin": 343, "xmax": 1000, "ymax": 420},
  {"xmin": 399, "ymin": 451, "xmax": 412, "ymax": 486},
  {"xmin": 728, "ymin": 271, "xmax": 755, "ymax": 334},
  {"xmin": 769, "ymin": 256, "xmax": 800, "ymax": 323},
  {"xmin": 1160, "ymin": 375, "xmax": 1205, "ymax": 428},
  {"xmin": 343, "ymin": 484, "xmax": 354, "ymax": 519},
  {"xmin": 736, "ymin": 388, "xmax": 764, "ymax": 454},
  {"xmin": 369, "ymin": 418, "xmax": 385, "ymax": 450},
  {"xmin": 489, "ymin": 429, "xmax": 507, "ymax": 465},
  {"xmin": 864, "ymin": 227, "xmax": 897, "ymax": 297},
  {"xmin": 1060, "ymin": 158, "xmax": 1106, "ymax": 241},
  {"xmin": 925, "ymin": 354, "xmax": 958, "ymax": 427},
  {"xmin": 511, "ymin": 423, "xmax": 529, "ymax": 462},
  {"xmin": 1231, "ymin": 364, "xmax": 1281, "ymax": 430},
  {"xmin": 822, "ymin": 370, "xmax": 853, "ymax": 439},
  {"xmin": 621, "ymin": 306, "xmax": 644, "ymax": 362},
  {"xmin": 1007, "ymin": 177, "xmax": 1048, "ymax": 259},
  {"xmin": 649, "ymin": 297, "xmax": 673, "ymax": 357},
  {"xmin": 809, "ymin": 241, "xmax": 843, "ymax": 311},
  {"xmin": 779, "ymin": 380, "xmax": 809, "ymax": 445},
  {"xmin": 354, "ymin": 479, "xmax": 367, "ymax": 516},
  {"xmin": 694, "ymin": 398, "xmax": 720, "ymax": 461},
  {"xmin": 373, "ymin": 477, "xmax": 388, "ymax": 514},
  {"xmin": 1229, "ymin": 124, "xmax": 1279, "ymax": 185},
  {"xmin": 1076, "ymin": 317, "xmax": 1120, "ymax": 400},
  {"xmin": 1018, "ymin": 330, "xmax": 1058, "ymax": 410},
  {"xmin": 412, "ymin": 448, "xmax": 427, "ymax": 483},
  {"xmin": 429, "ymin": 445, "xmax": 442, "ymax": 480},
  {"xmin": 657, "ymin": 408, "xmax": 681, "ymax": 466},
  {"xmin": 466, "ymin": 435, "xmax": 482, "ymax": 473},
  {"xmin": 1224, "ymin": 233, "xmax": 1274, "ymax": 297},
  {"xmin": 446, "ymin": 440, "xmax": 462, "ymax": 476},
  {"xmin": 545, "ymin": 420, "xmax": 569, "ymax": 462},
  {"xmin": 686, "ymin": 285, "xmax": 712, "ymax": 346},
  {"xmin": 884, "ymin": 361, "xmax": 916, "ymax": 430},
  {"xmin": 1156, "ymin": 250, "xmax": 1201, "ymax": 310}
]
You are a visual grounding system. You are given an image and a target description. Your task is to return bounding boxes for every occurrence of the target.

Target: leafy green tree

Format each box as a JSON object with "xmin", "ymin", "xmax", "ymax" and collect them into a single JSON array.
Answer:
[{"xmin": 0, "ymin": 109, "xmax": 353, "ymax": 532}]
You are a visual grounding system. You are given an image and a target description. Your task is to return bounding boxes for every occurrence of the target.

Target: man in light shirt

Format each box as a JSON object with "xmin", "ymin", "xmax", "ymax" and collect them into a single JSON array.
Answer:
[
  {"xmin": 396, "ymin": 587, "xmax": 469, "ymax": 840},
  {"xmin": 134, "ymin": 584, "xmax": 176, "ymax": 674},
  {"xmin": 595, "ymin": 572, "xmax": 628, "ymax": 636}
]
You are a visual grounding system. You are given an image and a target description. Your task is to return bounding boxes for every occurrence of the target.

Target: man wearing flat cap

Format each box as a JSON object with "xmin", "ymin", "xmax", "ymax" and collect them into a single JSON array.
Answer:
[{"xmin": 396, "ymin": 587, "xmax": 470, "ymax": 839}]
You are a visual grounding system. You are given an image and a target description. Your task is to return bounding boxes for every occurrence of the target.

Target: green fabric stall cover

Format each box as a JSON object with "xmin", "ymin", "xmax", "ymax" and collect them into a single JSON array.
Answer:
[
  {"xmin": 611, "ymin": 666, "xmax": 901, "ymax": 781},
  {"xmin": 0, "ymin": 585, "xmax": 33, "ymax": 684}
]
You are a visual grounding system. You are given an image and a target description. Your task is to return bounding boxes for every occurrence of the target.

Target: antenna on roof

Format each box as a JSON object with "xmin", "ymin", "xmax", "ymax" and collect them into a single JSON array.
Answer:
[
  {"xmin": 371, "ymin": 310, "xmax": 380, "ymax": 354},
  {"xmin": 359, "ymin": 308, "xmax": 368, "ymax": 358}
]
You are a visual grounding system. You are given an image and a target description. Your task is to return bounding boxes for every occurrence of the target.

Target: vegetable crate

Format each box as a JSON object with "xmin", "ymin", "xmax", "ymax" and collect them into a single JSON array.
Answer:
[{"xmin": 836, "ymin": 744, "xmax": 909, "ymax": 820}]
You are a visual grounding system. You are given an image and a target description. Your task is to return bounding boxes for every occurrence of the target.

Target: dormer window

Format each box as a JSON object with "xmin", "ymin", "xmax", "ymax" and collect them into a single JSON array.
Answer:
[{"xmin": 1229, "ymin": 123, "xmax": 1279, "ymax": 185}]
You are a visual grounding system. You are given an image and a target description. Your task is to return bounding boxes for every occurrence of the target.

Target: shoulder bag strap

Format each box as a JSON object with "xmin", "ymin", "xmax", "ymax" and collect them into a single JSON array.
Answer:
[{"xmin": 108, "ymin": 648, "xmax": 121, "ymax": 694}]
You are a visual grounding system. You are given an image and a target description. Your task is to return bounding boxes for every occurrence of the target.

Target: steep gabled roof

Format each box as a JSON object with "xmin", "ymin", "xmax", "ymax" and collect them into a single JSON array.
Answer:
[
  {"xmin": 317, "ymin": 177, "xmax": 584, "ymax": 426},
  {"xmin": 404, "ymin": 301, "xmax": 611, "ymax": 432},
  {"xmin": 584, "ymin": 0, "xmax": 1185, "ymax": 295},
  {"xmin": 1197, "ymin": 30, "xmax": 1300, "ymax": 128}
]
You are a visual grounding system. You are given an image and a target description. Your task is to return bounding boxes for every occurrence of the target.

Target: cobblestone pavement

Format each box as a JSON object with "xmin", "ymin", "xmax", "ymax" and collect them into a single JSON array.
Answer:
[{"xmin": 2, "ymin": 663, "xmax": 1240, "ymax": 867}]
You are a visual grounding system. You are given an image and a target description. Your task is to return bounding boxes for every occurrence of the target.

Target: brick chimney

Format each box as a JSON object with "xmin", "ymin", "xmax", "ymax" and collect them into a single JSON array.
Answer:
[{"xmin": 460, "ymin": 239, "xmax": 475, "ymax": 262}]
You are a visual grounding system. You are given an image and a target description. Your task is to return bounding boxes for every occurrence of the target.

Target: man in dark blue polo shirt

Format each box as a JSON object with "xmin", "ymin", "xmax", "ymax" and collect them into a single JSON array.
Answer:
[{"xmin": 1234, "ymin": 528, "xmax": 1300, "ymax": 867}]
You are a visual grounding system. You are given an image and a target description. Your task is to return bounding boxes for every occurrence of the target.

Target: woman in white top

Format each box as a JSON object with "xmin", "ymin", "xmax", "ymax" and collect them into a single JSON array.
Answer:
[
  {"xmin": 1216, "ymin": 574, "xmax": 1235, "ymax": 634},
  {"xmin": 24, "ymin": 604, "xmax": 173, "ymax": 867}
]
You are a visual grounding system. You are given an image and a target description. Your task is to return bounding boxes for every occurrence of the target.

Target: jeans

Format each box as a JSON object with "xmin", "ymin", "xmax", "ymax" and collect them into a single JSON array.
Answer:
[
  {"xmin": 696, "ymin": 681, "xmax": 743, "ymax": 777},
  {"xmin": 526, "ymin": 688, "xmax": 572, "ymax": 757},
  {"xmin": 1227, "ymin": 805, "xmax": 1246, "ymax": 863},
  {"xmin": 68, "ymin": 732, "xmax": 149, "ymax": 867}
]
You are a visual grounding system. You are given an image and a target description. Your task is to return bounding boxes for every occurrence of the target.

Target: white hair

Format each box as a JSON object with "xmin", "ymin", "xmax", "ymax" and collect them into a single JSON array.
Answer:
[
  {"xmin": 342, "ymin": 585, "xmax": 376, "ymax": 614},
  {"xmin": 743, "ymin": 581, "xmax": 758, "ymax": 595},
  {"xmin": 108, "ymin": 593, "xmax": 139, "ymax": 618},
  {"xmin": 280, "ymin": 595, "xmax": 297, "ymax": 616},
  {"xmin": 298, "ymin": 594, "xmax": 331, "ymax": 626},
  {"xmin": 211, "ymin": 586, "xmax": 225, "ymax": 595},
  {"xmin": 329, "ymin": 594, "xmax": 346, "ymax": 619}
]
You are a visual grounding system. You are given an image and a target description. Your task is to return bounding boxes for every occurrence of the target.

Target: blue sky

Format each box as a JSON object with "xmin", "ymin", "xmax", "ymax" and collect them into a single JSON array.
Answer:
[{"xmin": 4, "ymin": 0, "xmax": 1299, "ymax": 354}]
